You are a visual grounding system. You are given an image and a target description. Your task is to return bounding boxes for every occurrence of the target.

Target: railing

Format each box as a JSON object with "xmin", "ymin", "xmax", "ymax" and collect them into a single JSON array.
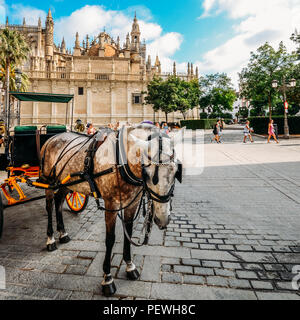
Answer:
[{"xmin": 27, "ymin": 71, "xmax": 143, "ymax": 81}]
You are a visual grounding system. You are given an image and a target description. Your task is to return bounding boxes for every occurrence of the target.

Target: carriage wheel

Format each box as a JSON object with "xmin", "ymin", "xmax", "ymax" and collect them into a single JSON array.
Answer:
[
  {"xmin": 0, "ymin": 195, "xmax": 3, "ymax": 239},
  {"xmin": 66, "ymin": 192, "xmax": 89, "ymax": 213}
]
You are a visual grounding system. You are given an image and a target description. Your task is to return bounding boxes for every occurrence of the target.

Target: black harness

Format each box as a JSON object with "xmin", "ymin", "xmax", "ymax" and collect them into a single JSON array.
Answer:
[{"xmin": 41, "ymin": 127, "xmax": 182, "ymax": 209}]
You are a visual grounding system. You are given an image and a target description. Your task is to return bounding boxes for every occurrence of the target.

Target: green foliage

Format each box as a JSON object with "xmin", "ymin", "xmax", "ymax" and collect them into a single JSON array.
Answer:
[
  {"xmin": 181, "ymin": 119, "xmax": 217, "ymax": 130},
  {"xmin": 249, "ymin": 116, "xmax": 300, "ymax": 134},
  {"xmin": 0, "ymin": 28, "xmax": 30, "ymax": 93},
  {"xmin": 239, "ymin": 42, "xmax": 297, "ymax": 118},
  {"xmin": 200, "ymin": 112, "xmax": 208, "ymax": 119},
  {"xmin": 199, "ymin": 73, "xmax": 236, "ymax": 116},
  {"xmin": 144, "ymin": 75, "xmax": 201, "ymax": 121},
  {"xmin": 0, "ymin": 63, "xmax": 30, "ymax": 91}
]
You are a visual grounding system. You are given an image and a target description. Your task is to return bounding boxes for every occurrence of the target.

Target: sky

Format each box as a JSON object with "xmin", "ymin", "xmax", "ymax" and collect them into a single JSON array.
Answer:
[{"xmin": 0, "ymin": 0, "xmax": 299, "ymax": 88}]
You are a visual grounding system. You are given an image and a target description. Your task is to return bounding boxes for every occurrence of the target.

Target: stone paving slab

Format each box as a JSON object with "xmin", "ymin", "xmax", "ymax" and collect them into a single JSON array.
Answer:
[{"xmin": 1, "ymin": 130, "xmax": 300, "ymax": 300}]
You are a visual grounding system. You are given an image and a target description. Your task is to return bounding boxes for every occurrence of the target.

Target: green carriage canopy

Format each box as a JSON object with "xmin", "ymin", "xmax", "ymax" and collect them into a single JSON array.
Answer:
[{"xmin": 9, "ymin": 91, "xmax": 74, "ymax": 103}]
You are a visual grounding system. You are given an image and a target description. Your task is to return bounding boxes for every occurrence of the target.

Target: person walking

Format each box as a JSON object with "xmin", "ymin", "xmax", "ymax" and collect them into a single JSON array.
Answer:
[
  {"xmin": 243, "ymin": 120, "xmax": 254, "ymax": 143},
  {"xmin": 212, "ymin": 121, "xmax": 220, "ymax": 143},
  {"xmin": 267, "ymin": 119, "xmax": 279, "ymax": 144}
]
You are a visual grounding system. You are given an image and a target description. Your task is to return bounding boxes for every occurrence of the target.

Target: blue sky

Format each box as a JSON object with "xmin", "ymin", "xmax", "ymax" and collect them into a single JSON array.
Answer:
[{"xmin": 1, "ymin": 0, "xmax": 299, "ymax": 86}]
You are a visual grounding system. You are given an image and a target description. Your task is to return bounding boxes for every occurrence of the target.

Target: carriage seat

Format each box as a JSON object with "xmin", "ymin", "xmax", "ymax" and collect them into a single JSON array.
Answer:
[{"xmin": 11, "ymin": 125, "xmax": 67, "ymax": 167}]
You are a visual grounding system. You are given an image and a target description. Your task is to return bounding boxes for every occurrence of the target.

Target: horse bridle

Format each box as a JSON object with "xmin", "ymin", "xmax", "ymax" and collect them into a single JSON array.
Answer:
[{"xmin": 117, "ymin": 126, "xmax": 182, "ymax": 205}]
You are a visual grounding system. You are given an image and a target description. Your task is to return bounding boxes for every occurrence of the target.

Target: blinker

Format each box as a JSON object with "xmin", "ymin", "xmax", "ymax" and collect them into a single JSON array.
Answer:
[{"xmin": 175, "ymin": 161, "xmax": 183, "ymax": 183}]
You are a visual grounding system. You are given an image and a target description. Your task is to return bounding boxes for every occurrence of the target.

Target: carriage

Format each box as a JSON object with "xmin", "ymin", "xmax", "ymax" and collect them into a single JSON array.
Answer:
[{"xmin": 0, "ymin": 92, "xmax": 89, "ymax": 238}]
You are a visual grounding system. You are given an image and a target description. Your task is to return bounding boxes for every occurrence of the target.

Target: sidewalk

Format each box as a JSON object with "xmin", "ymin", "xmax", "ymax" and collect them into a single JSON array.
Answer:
[{"xmin": 0, "ymin": 130, "xmax": 300, "ymax": 300}]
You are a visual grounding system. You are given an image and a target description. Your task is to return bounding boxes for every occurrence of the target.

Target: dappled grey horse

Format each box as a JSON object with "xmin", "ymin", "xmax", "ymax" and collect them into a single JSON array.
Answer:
[{"xmin": 40, "ymin": 124, "xmax": 182, "ymax": 296}]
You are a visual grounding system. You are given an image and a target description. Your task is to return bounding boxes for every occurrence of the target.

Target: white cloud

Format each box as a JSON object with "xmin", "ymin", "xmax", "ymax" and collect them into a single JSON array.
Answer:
[
  {"xmin": 197, "ymin": 0, "xmax": 300, "ymax": 88},
  {"xmin": 4, "ymin": 3, "xmax": 182, "ymax": 73},
  {"xmin": 0, "ymin": 0, "xmax": 6, "ymax": 23},
  {"xmin": 10, "ymin": 4, "xmax": 46, "ymax": 26},
  {"xmin": 54, "ymin": 5, "xmax": 178, "ymax": 72}
]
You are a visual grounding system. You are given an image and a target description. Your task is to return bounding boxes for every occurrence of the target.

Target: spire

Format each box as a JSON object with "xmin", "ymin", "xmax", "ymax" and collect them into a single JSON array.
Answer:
[
  {"xmin": 126, "ymin": 33, "xmax": 130, "ymax": 49},
  {"xmin": 61, "ymin": 37, "xmax": 66, "ymax": 53},
  {"xmin": 38, "ymin": 17, "xmax": 42, "ymax": 28},
  {"xmin": 147, "ymin": 55, "xmax": 152, "ymax": 71},
  {"xmin": 75, "ymin": 32, "xmax": 80, "ymax": 49},
  {"xmin": 155, "ymin": 55, "xmax": 161, "ymax": 74},
  {"xmin": 131, "ymin": 13, "xmax": 140, "ymax": 44},
  {"xmin": 155, "ymin": 55, "xmax": 160, "ymax": 66},
  {"xmin": 187, "ymin": 62, "xmax": 190, "ymax": 75},
  {"xmin": 23, "ymin": 17, "xmax": 26, "ymax": 26},
  {"xmin": 86, "ymin": 35, "xmax": 90, "ymax": 49},
  {"xmin": 47, "ymin": 8, "xmax": 52, "ymax": 19},
  {"xmin": 45, "ymin": 8, "xmax": 54, "ymax": 59},
  {"xmin": 195, "ymin": 66, "xmax": 199, "ymax": 78},
  {"xmin": 82, "ymin": 39, "xmax": 85, "ymax": 49},
  {"xmin": 173, "ymin": 62, "xmax": 177, "ymax": 75},
  {"xmin": 5, "ymin": 16, "xmax": 8, "ymax": 26},
  {"xmin": 191, "ymin": 63, "xmax": 194, "ymax": 76},
  {"xmin": 117, "ymin": 36, "xmax": 120, "ymax": 49}
]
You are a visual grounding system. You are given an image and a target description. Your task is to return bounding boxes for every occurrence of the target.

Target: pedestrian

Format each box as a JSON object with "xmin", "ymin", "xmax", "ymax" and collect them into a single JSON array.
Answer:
[
  {"xmin": 162, "ymin": 122, "xmax": 169, "ymax": 134},
  {"xmin": 86, "ymin": 123, "xmax": 96, "ymax": 135},
  {"xmin": 219, "ymin": 118, "xmax": 225, "ymax": 142},
  {"xmin": 267, "ymin": 119, "xmax": 279, "ymax": 144},
  {"xmin": 243, "ymin": 120, "xmax": 254, "ymax": 143},
  {"xmin": 74, "ymin": 119, "xmax": 85, "ymax": 133},
  {"xmin": 212, "ymin": 121, "xmax": 220, "ymax": 143},
  {"xmin": 155, "ymin": 122, "xmax": 160, "ymax": 129},
  {"xmin": 113, "ymin": 122, "xmax": 120, "ymax": 131}
]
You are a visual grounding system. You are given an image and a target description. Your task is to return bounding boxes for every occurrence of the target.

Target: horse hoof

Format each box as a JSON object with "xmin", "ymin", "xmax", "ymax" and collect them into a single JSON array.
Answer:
[
  {"xmin": 102, "ymin": 281, "xmax": 116, "ymax": 297},
  {"xmin": 59, "ymin": 235, "xmax": 71, "ymax": 244},
  {"xmin": 47, "ymin": 242, "xmax": 57, "ymax": 252},
  {"xmin": 127, "ymin": 269, "xmax": 140, "ymax": 280}
]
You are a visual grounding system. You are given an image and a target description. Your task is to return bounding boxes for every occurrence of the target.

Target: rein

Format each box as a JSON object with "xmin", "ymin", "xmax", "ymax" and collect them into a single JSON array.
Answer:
[{"xmin": 40, "ymin": 127, "xmax": 179, "ymax": 247}]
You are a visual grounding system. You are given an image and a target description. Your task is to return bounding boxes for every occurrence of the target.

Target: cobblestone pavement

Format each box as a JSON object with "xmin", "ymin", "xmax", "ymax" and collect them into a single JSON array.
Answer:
[{"xmin": 0, "ymin": 129, "xmax": 300, "ymax": 300}]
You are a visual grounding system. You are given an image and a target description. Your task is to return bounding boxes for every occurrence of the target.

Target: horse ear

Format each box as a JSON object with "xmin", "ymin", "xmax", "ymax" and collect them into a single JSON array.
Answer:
[
  {"xmin": 171, "ymin": 127, "xmax": 185, "ymax": 146},
  {"xmin": 129, "ymin": 134, "xmax": 150, "ymax": 151}
]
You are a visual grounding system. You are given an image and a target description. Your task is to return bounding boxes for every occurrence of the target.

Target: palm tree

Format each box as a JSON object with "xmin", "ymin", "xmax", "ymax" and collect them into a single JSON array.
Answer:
[
  {"xmin": 0, "ymin": 62, "xmax": 30, "ymax": 92},
  {"xmin": 0, "ymin": 28, "xmax": 30, "ymax": 131}
]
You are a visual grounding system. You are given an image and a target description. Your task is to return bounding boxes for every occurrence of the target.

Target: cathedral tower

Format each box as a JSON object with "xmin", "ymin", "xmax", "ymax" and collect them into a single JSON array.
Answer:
[
  {"xmin": 45, "ymin": 9, "xmax": 54, "ymax": 60},
  {"xmin": 131, "ymin": 13, "xmax": 141, "ymax": 50}
]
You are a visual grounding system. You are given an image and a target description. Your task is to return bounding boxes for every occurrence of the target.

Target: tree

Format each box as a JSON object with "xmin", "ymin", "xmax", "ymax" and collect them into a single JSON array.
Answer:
[
  {"xmin": 144, "ymin": 75, "xmax": 201, "ymax": 122},
  {"xmin": 0, "ymin": 62, "xmax": 30, "ymax": 92},
  {"xmin": 0, "ymin": 28, "xmax": 30, "ymax": 128},
  {"xmin": 144, "ymin": 76, "xmax": 176, "ymax": 122},
  {"xmin": 199, "ymin": 73, "xmax": 236, "ymax": 117},
  {"xmin": 239, "ymin": 42, "xmax": 297, "ymax": 120},
  {"xmin": 175, "ymin": 78, "xmax": 201, "ymax": 119}
]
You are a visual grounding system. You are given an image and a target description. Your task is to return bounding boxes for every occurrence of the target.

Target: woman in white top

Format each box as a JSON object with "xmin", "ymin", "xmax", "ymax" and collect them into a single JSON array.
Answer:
[{"xmin": 243, "ymin": 120, "xmax": 254, "ymax": 143}]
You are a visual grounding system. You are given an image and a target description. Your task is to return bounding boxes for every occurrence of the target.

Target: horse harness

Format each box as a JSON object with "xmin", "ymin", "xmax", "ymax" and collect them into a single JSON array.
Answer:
[{"xmin": 38, "ymin": 126, "xmax": 182, "ymax": 245}]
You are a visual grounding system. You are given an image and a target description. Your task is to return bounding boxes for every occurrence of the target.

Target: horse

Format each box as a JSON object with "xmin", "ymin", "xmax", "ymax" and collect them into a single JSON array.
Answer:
[{"xmin": 40, "ymin": 124, "xmax": 182, "ymax": 296}]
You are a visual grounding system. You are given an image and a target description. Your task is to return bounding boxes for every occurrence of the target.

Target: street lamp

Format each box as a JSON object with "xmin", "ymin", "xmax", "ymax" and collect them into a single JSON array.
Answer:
[
  {"xmin": 15, "ymin": 68, "xmax": 22, "ymax": 91},
  {"xmin": 15, "ymin": 68, "xmax": 22, "ymax": 126},
  {"xmin": 272, "ymin": 77, "xmax": 297, "ymax": 139}
]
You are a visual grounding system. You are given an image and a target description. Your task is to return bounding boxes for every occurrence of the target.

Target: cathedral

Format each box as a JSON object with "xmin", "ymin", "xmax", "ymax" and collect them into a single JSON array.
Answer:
[{"xmin": 3, "ymin": 9, "xmax": 199, "ymax": 126}]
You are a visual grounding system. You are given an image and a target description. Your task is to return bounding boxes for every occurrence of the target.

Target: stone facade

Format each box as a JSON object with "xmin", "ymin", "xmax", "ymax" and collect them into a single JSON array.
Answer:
[{"xmin": 3, "ymin": 10, "xmax": 199, "ymax": 126}]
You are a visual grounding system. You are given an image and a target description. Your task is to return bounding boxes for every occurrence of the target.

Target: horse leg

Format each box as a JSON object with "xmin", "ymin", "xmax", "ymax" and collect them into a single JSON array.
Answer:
[
  {"xmin": 46, "ymin": 190, "xmax": 56, "ymax": 252},
  {"xmin": 55, "ymin": 187, "xmax": 71, "ymax": 244},
  {"xmin": 102, "ymin": 208, "xmax": 117, "ymax": 297},
  {"xmin": 123, "ymin": 205, "xmax": 140, "ymax": 280}
]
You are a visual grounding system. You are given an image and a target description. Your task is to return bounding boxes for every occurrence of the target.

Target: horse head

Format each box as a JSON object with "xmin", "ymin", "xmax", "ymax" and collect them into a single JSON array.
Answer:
[{"xmin": 129, "ymin": 126, "xmax": 183, "ymax": 230}]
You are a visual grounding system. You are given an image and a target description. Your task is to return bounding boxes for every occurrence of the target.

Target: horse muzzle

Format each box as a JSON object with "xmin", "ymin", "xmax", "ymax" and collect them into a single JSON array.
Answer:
[{"xmin": 154, "ymin": 215, "xmax": 171, "ymax": 230}]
